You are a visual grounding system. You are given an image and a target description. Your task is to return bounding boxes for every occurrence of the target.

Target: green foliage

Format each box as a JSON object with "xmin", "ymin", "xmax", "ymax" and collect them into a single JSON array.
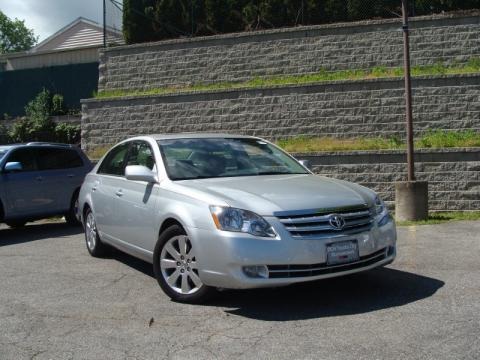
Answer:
[
  {"xmin": 416, "ymin": 130, "xmax": 480, "ymax": 148},
  {"xmin": 54, "ymin": 123, "xmax": 81, "ymax": 144},
  {"xmin": 122, "ymin": 0, "xmax": 480, "ymax": 43},
  {"xmin": 96, "ymin": 57, "xmax": 480, "ymax": 99},
  {"xmin": 0, "ymin": 10, "xmax": 37, "ymax": 53},
  {"xmin": 396, "ymin": 211, "xmax": 480, "ymax": 226},
  {"xmin": 276, "ymin": 130, "xmax": 480, "ymax": 153},
  {"xmin": 5, "ymin": 89, "xmax": 80, "ymax": 144},
  {"xmin": 0, "ymin": 123, "xmax": 10, "ymax": 144},
  {"xmin": 123, "ymin": 0, "xmax": 157, "ymax": 44},
  {"xmin": 51, "ymin": 94, "xmax": 65, "ymax": 115}
]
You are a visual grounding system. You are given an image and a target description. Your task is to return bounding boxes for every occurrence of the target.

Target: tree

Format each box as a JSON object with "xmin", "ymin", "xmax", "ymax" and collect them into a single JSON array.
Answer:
[
  {"xmin": 123, "ymin": 0, "xmax": 157, "ymax": 44},
  {"xmin": 0, "ymin": 11, "xmax": 37, "ymax": 53}
]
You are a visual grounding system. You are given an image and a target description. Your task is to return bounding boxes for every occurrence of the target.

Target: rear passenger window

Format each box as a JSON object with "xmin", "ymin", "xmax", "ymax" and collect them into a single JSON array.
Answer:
[
  {"xmin": 98, "ymin": 143, "xmax": 129, "ymax": 176},
  {"xmin": 37, "ymin": 148, "xmax": 84, "ymax": 170}
]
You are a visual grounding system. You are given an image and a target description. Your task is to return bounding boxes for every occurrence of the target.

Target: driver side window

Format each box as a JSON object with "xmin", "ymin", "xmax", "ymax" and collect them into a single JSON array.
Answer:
[
  {"xmin": 125, "ymin": 141, "xmax": 155, "ymax": 170},
  {"xmin": 98, "ymin": 143, "xmax": 129, "ymax": 176},
  {"xmin": 5, "ymin": 148, "xmax": 38, "ymax": 172}
]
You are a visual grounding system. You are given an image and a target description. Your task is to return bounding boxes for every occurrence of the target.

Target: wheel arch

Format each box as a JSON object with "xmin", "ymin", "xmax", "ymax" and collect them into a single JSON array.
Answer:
[{"xmin": 158, "ymin": 217, "xmax": 185, "ymax": 237}]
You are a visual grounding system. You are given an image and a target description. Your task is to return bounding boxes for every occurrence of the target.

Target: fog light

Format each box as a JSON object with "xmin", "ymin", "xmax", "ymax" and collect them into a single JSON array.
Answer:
[
  {"xmin": 387, "ymin": 245, "xmax": 396, "ymax": 256},
  {"xmin": 243, "ymin": 265, "xmax": 269, "ymax": 279}
]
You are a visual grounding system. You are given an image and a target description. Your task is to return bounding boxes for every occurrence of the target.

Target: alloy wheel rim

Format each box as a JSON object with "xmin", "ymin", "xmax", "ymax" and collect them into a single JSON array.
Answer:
[
  {"xmin": 160, "ymin": 235, "xmax": 202, "ymax": 295},
  {"xmin": 85, "ymin": 212, "xmax": 97, "ymax": 250}
]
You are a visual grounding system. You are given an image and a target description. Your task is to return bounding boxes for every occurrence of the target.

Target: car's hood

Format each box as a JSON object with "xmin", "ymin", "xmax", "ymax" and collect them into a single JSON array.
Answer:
[{"xmin": 173, "ymin": 174, "xmax": 375, "ymax": 215}]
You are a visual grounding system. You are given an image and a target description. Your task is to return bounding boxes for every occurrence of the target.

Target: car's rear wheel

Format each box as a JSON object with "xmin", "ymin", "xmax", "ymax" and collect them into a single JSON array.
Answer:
[
  {"xmin": 5, "ymin": 220, "xmax": 26, "ymax": 228},
  {"xmin": 153, "ymin": 224, "xmax": 214, "ymax": 303},
  {"xmin": 84, "ymin": 208, "xmax": 107, "ymax": 257},
  {"xmin": 65, "ymin": 191, "xmax": 81, "ymax": 226}
]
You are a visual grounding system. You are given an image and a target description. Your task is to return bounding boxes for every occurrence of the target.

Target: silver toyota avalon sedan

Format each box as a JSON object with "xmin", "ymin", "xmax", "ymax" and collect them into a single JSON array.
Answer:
[{"xmin": 79, "ymin": 134, "xmax": 396, "ymax": 303}]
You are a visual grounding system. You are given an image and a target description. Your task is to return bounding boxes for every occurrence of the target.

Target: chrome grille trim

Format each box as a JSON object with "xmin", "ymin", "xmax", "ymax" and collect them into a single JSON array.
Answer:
[
  {"xmin": 276, "ymin": 205, "xmax": 374, "ymax": 238},
  {"xmin": 267, "ymin": 248, "xmax": 387, "ymax": 278}
]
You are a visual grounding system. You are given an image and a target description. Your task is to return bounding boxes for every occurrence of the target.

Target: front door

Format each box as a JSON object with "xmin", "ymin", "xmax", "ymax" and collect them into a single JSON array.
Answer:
[
  {"xmin": 1, "ymin": 147, "xmax": 49, "ymax": 218},
  {"xmin": 115, "ymin": 141, "xmax": 159, "ymax": 253}
]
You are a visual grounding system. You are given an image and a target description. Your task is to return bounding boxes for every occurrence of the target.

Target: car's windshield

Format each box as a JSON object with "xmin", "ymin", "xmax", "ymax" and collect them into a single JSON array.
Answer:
[{"xmin": 158, "ymin": 138, "xmax": 308, "ymax": 181}]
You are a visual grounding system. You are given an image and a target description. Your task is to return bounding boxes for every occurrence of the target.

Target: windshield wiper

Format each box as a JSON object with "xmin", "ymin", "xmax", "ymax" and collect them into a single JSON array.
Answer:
[{"xmin": 256, "ymin": 171, "xmax": 292, "ymax": 175}]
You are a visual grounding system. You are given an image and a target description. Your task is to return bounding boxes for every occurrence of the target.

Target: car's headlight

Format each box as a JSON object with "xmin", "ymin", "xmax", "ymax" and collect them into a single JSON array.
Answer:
[
  {"xmin": 374, "ymin": 195, "xmax": 391, "ymax": 226},
  {"xmin": 210, "ymin": 206, "xmax": 276, "ymax": 238},
  {"xmin": 374, "ymin": 195, "xmax": 387, "ymax": 216}
]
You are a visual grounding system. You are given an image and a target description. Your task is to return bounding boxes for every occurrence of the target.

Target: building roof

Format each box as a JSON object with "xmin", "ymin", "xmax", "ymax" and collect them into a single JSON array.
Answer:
[{"xmin": 32, "ymin": 17, "xmax": 123, "ymax": 52}]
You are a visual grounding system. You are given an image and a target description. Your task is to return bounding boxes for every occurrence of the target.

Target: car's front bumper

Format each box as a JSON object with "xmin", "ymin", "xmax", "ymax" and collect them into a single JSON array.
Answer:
[{"xmin": 188, "ymin": 215, "xmax": 397, "ymax": 289}]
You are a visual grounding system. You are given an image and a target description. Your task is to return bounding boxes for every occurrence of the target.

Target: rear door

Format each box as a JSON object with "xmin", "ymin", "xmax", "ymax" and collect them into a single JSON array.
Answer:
[{"xmin": 36, "ymin": 147, "xmax": 86, "ymax": 213}]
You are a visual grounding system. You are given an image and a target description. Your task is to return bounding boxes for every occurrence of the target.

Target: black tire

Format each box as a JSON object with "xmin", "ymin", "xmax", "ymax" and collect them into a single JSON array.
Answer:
[
  {"xmin": 153, "ymin": 224, "xmax": 214, "ymax": 304},
  {"xmin": 84, "ymin": 207, "xmax": 108, "ymax": 257},
  {"xmin": 5, "ymin": 220, "xmax": 27, "ymax": 228},
  {"xmin": 65, "ymin": 190, "xmax": 81, "ymax": 226}
]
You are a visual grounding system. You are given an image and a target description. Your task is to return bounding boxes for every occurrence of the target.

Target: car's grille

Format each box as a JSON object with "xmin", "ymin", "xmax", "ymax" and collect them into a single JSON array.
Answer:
[
  {"xmin": 276, "ymin": 205, "xmax": 374, "ymax": 239},
  {"xmin": 267, "ymin": 248, "xmax": 388, "ymax": 278}
]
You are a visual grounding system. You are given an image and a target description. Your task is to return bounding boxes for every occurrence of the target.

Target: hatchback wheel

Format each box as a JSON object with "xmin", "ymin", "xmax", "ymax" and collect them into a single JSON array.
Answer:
[
  {"xmin": 153, "ymin": 225, "xmax": 213, "ymax": 303},
  {"xmin": 5, "ymin": 220, "xmax": 26, "ymax": 228},
  {"xmin": 84, "ymin": 208, "xmax": 107, "ymax": 257}
]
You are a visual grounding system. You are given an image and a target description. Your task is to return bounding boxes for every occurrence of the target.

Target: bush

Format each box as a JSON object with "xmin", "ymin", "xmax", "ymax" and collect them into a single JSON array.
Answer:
[
  {"xmin": 54, "ymin": 123, "xmax": 81, "ymax": 144},
  {"xmin": 4, "ymin": 89, "xmax": 81, "ymax": 145}
]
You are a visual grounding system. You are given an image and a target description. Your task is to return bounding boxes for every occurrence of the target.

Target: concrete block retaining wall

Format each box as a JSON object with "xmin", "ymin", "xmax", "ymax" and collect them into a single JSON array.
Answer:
[
  {"xmin": 81, "ymin": 74, "xmax": 480, "ymax": 150},
  {"xmin": 98, "ymin": 14, "xmax": 480, "ymax": 92},
  {"xmin": 296, "ymin": 149, "xmax": 480, "ymax": 211}
]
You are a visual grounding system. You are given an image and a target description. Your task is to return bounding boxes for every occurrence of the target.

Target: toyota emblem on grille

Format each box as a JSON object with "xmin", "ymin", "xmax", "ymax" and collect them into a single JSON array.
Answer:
[{"xmin": 329, "ymin": 214, "xmax": 346, "ymax": 230}]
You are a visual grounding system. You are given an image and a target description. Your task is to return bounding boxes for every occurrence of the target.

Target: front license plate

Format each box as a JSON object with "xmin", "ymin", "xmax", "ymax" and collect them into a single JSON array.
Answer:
[{"xmin": 326, "ymin": 240, "xmax": 359, "ymax": 265}]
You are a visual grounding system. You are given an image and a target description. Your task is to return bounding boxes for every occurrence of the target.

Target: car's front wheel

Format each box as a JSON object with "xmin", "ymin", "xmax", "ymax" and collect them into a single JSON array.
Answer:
[
  {"xmin": 84, "ymin": 208, "xmax": 107, "ymax": 257},
  {"xmin": 153, "ymin": 224, "xmax": 214, "ymax": 303}
]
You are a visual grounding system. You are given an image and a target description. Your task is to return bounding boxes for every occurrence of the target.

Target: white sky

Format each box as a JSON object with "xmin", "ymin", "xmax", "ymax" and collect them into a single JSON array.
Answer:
[{"xmin": 0, "ymin": 0, "xmax": 122, "ymax": 42}]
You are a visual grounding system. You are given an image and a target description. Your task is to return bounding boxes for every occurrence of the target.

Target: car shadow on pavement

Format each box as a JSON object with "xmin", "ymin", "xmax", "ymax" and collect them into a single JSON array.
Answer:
[
  {"xmin": 208, "ymin": 267, "xmax": 445, "ymax": 321},
  {"xmin": 108, "ymin": 248, "xmax": 156, "ymax": 278},
  {"xmin": 0, "ymin": 222, "xmax": 83, "ymax": 247}
]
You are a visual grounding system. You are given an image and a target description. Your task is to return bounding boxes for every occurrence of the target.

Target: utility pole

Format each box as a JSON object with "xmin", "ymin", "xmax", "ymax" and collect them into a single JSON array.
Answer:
[
  {"xmin": 103, "ymin": 0, "xmax": 107, "ymax": 48},
  {"xmin": 395, "ymin": 0, "xmax": 428, "ymax": 222},
  {"xmin": 401, "ymin": 0, "xmax": 414, "ymax": 181}
]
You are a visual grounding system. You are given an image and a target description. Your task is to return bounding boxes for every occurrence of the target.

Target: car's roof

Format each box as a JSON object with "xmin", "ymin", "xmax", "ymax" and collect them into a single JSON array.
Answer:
[
  {"xmin": 0, "ymin": 142, "xmax": 75, "ymax": 149},
  {"xmin": 136, "ymin": 133, "xmax": 259, "ymax": 141}
]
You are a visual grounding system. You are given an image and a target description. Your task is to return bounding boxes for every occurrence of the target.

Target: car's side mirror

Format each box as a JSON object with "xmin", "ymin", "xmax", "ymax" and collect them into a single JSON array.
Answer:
[
  {"xmin": 125, "ymin": 165, "xmax": 157, "ymax": 183},
  {"xmin": 4, "ymin": 162, "xmax": 23, "ymax": 172},
  {"xmin": 299, "ymin": 160, "xmax": 312, "ymax": 171}
]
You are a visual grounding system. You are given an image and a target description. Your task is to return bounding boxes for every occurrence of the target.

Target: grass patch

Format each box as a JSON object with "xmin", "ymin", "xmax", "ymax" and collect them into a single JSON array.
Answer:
[
  {"xmin": 416, "ymin": 129, "xmax": 480, "ymax": 148},
  {"xmin": 277, "ymin": 136, "xmax": 403, "ymax": 152},
  {"xmin": 96, "ymin": 58, "xmax": 480, "ymax": 99},
  {"xmin": 277, "ymin": 130, "xmax": 480, "ymax": 153},
  {"xmin": 396, "ymin": 211, "xmax": 480, "ymax": 226}
]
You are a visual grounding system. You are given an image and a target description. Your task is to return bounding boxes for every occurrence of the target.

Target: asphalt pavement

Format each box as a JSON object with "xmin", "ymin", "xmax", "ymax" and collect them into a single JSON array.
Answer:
[{"xmin": 0, "ymin": 220, "xmax": 479, "ymax": 360}]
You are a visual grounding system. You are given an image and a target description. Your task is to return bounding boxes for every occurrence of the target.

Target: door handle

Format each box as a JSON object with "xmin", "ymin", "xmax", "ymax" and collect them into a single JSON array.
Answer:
[
  {"xmin": 67, "ymin": 174, "xmax": 75, "ymax": 178},
  {"xmin": 35, "ymin": 176, "xmax": 44, "ymax": 182},
  {"xmin": 115, "ymin": 189, "xmax": 124, "ymax": 197},
  {"xmin": 92, "ymin": 181, "xmax": 99, "ymax": 192}
]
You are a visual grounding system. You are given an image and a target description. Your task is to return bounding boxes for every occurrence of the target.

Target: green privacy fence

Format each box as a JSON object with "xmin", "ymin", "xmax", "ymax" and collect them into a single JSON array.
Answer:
[{"xmin": 0, "ymin": 62, "xmax": 98, "ymax": 118}]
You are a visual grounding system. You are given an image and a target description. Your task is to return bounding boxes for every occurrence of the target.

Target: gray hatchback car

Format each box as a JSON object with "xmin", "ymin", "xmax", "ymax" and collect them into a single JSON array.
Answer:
[{"xmin": 0, "ymin": 142, "xmax": 92, "ymax": 228}]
